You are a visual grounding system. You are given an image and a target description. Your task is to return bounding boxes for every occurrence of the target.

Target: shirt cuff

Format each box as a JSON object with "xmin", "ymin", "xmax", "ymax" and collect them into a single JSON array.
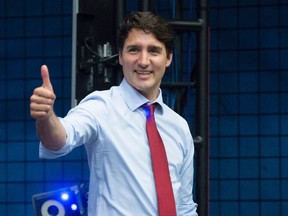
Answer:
[{"xmin": 39, "ymin": 141, "xmax": 71, "ymax": 159}]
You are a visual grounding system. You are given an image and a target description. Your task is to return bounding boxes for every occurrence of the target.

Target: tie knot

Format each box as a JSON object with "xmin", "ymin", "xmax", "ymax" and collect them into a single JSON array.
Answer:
[{"xmin": 143, "ymin": 103, "xmax": 157, "ymax": 119}]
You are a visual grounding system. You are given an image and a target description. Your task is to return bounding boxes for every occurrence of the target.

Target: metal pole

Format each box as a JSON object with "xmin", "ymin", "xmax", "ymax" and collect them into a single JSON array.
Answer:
[
  {"xmin": 115, "ymin": 0, "xmax": 125, "ymax": 27},
  {"xmin": 140, "ymin": 0, "xmax": 150, "ymax": 11},
  {"xmin": 195, "ymin": 0, "xmax": 209, "ymax": 215}
]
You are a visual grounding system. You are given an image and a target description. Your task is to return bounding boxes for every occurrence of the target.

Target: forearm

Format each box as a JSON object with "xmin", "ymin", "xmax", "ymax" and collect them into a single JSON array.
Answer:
[{"xmin": 36, "ymin": 111, "xmax": 67, "ymax": 151}]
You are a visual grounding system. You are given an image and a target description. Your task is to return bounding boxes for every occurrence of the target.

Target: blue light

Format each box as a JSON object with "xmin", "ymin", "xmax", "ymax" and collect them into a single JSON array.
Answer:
[
  {"xmin": 61, "ymin": 192, "xmax": 69, "ymax": 201},
  {"xmin": 71, "ymin": 204, "xmax": 78, "ymax": 211}
]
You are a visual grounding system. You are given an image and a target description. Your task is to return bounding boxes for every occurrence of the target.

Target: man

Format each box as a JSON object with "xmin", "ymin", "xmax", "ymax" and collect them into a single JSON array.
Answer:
[{"xmin": 30, "ymin": 11, "xmax": 198, "ymax": 216}]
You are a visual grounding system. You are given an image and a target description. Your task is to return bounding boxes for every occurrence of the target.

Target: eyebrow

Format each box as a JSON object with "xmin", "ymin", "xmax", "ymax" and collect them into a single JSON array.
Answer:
[{"xmin": 126, "ymin": 45, "xmax": 163, "ymax": 51}]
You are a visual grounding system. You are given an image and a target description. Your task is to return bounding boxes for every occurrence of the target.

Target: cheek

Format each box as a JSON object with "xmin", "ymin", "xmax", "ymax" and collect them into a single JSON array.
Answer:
[{"xmin": 119, "ymin": 55, "xmax": 134, "ymax": 66}]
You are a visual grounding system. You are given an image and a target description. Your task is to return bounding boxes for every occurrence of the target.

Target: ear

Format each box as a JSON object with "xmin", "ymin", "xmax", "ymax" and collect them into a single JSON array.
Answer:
[
  {"xmin": 118, "ymin": 52, "xmax": 123, "ymax": 66},
  {"xmin": 165, "ymin": 53, "xmax": 173, "ymax": 67}
]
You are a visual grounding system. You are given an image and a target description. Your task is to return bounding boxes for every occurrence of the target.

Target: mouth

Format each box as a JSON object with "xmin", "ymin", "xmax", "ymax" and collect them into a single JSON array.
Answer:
[{"xmin": 134, "ymin": 70, "xmax": 152, "ymax": 75}]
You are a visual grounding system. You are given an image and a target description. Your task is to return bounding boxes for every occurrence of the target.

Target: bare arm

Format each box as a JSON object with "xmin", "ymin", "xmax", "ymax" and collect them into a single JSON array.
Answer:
[{"xmin": 30, "ymin": 65, "xmax": 66, "ymax": 150}]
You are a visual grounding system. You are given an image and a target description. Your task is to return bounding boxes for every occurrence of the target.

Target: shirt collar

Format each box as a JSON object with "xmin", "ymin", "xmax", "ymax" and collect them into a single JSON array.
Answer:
[{"xmin": 119, "ymin": 78, "xmax": 164, "ymax": 112}]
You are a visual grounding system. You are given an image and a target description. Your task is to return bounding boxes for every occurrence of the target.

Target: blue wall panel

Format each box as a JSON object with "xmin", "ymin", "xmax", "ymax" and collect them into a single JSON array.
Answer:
[{"xmin": 210, "ymin": 1, "xmax": 288, "ymax": 215}]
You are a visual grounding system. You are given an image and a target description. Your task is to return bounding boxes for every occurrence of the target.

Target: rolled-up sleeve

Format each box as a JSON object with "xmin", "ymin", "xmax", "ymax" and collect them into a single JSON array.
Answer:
[
  {"xmin": 39, "ymin": 118, "xmax": 78, "ymax": 159},
  {"xmin": 39, "ymin": 104, "xmax": 98, "ymax": 159}
]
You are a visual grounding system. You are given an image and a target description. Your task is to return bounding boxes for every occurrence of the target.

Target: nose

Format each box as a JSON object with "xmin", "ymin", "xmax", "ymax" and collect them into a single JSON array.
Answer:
[{"xmin": 138, "ymin": 51, "xmax": 150, "ymax": 67}]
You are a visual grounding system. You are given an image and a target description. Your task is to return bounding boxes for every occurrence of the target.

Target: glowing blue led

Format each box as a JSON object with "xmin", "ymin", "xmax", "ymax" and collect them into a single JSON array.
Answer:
[
  {"xmin": 61, "ymin": 192, "xmax": 69, "ymax": 201},
  {"xmin": 143, "ymin": 106, "xmax": 150, "ymax": 118},
  {"xmin": 143, "ymin": 104, "xmax": 157, "ymax": 119},
  {"xmin": 71, "ymin": 204, "xmax": 78, "ymax": 211}
]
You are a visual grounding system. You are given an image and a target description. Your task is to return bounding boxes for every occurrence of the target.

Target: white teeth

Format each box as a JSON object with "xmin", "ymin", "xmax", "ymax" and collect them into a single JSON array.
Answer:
[{"xmin": 136, "ymin": 71, "xmax": 151, "ymax": 74}]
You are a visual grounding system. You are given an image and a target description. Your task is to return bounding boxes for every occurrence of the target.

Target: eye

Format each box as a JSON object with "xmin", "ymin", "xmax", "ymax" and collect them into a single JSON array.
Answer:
[
  {"xmin": 149, "ymin": 47, "xmax": 161, "ymax": 55},
  {"xmin": 128, "ymin": 46, "xmax": 140, "ymax": 53}
]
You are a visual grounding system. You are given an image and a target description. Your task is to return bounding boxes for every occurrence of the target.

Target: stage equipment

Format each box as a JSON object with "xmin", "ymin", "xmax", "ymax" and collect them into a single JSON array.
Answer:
[{"xmin": 32, "ymin": 184, "xmax": 88, "ymax": 216}]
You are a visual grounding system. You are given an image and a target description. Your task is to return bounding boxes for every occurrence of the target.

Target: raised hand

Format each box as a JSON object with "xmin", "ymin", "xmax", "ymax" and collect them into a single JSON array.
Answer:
[{"xmin": 30, "ymin": 65, "xmax": 56, "ymax": 120}]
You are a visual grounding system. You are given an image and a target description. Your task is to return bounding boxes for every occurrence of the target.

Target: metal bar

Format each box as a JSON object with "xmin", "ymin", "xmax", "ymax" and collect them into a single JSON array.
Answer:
[
  {"xmin": 115, "ymin": 0, "xmax": 125, "ymax": 27},
  {"xmin": 161, "ymin": 82, "xmax": 196, "ymax": 88},
  {"xmin": 140, "ymin": 0, "xmax": 150, "ymax": 11},
  {"xmin": 195, "ymin": 0, "xmax": 210, "ymax": 215},
  {"xmin": 168, "ymin": 19, "xmax": 204, "ymax": 31}
]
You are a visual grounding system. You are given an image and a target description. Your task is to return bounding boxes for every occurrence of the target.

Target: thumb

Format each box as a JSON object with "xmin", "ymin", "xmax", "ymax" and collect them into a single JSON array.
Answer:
[{"xmin": 41, "ymin": 65, "xmax": 54, "ymax": 92}]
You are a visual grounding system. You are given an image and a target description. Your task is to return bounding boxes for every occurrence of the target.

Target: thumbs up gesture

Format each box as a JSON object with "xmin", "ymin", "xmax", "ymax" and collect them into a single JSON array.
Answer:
[
  {"xmin": 30, "ymin": 65, "xmax": 56, "ymax": 120},
  {"xmin": 41, "ymin": 65, "xmax": 54, "ymax": 92}
]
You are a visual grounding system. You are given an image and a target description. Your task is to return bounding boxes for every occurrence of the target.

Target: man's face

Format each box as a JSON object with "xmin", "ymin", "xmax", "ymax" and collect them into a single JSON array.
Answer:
[{"xmin": 119, "ymin": 28, "xmax": 173, "ymax": 101}]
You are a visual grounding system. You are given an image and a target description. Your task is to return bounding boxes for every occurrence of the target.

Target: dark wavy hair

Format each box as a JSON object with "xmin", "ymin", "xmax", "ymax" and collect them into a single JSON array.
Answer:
[{"xmin": 117, "ymin": 11, "xmax": 175, "ymax": 57}]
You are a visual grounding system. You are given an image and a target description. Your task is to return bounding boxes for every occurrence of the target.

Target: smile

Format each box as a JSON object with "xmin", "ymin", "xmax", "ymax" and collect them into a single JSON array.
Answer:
[{"xmin": 135, "ymin": 70, "xmax": 152, "ymax": 75}]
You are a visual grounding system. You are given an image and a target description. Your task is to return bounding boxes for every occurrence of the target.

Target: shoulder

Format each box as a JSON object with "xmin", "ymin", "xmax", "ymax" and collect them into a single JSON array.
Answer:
[
  {"xmin": 79, "ymin": 86, "xmax": 120, "ymax": 104},
  {"xmin": 162, "ymin": 103, "xmax": 187, "ymax": 124},
  {"xmin": 68, "ymin": 86, "xmax": 122, "ymax": 117},
  {"xmin": 159, "ymin": 103, "xmax": 191, "ymax": 137}
]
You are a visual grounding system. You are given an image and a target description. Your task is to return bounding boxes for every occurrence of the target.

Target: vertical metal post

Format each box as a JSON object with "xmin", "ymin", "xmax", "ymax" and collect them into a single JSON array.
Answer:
[
  {"xmin": 71, "ymin": 0, "xmax": 78, "ymax": 107},
  {"xmin": 116, "ymin": 0, "xmax": 125, "ymax": 27},
  {"xmin": 195, "ymin": 0, "xmax": 209, "ymax": 215},
  {"xmin": 140, "ymin": 0, "xmax": 150, "ymax": 11}
]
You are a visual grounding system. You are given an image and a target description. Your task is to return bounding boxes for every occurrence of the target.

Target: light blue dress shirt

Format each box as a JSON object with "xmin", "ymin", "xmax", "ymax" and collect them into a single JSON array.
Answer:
[{"xmin": 40, "ymin": 78, "xmax": 198, "ymax": 216}]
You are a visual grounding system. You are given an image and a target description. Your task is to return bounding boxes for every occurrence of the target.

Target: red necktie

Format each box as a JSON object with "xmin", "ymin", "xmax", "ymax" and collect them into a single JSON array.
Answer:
[{"xmin": 143, "ymin": 104, "xmax": 177, "ymax": 216}]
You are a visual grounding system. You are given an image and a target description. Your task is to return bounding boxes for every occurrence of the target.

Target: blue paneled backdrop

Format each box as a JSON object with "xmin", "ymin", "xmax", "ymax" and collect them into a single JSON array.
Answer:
[{"xmin": 0, "ymin": 0, "xmax": 287, "ymax": 215}]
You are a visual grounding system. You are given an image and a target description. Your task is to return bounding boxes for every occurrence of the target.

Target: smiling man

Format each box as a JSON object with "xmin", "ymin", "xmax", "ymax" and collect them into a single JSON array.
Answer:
[
  {"xmin": 30, "ymin": 11, "xmax": 198, "ymax": 216},
  {"xmin": 119, "ymin": 27, "xmax": 172, "ymax": 101}
]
